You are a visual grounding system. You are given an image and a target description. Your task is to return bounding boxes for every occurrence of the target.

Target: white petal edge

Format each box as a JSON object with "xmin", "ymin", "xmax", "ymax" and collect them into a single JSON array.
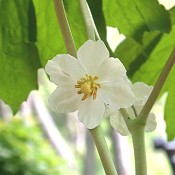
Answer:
[
  {"xmin": 97, "ymin": 57, "xmax": 127, "ymax": 82},
  {"xmin": 48, "ymin": 86, "xmax": 81, "ymax": 113},
  {"xmin": 99, "ymin": 78, "xmax": 135, "ymax": 110},
  {"xmin": 46, "ymin": 54, "xmax": 85, "ymax": 81},
  {"xmin": 78, "ymin": 95, "xmax": 105, "ymax": 129},
  {"xmin": 145, "ymin": 113, "xmax": 157, "ymax": 132},
  {"xmin": 45, "ymin": 60, "xmax": 74, "ymax": 86},
  {"xmin": 77, "ymin": 40, "xmax": 109, "ymax": 75},
  {"xmin": 132, "ymin": 82, "xmax": 153, "ymax": 106}
]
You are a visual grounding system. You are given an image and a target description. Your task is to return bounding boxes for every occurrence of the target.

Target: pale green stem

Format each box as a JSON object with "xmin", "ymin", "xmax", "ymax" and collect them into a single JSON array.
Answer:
[
  {"xmin": 78, "ymin": 0, "xmax": 95, "ymax": 40},
  {"xmin": 89, "ymin": 126, "xmax": 118, "ymax": 175},
  {"xmin": 120, "ymin": 108, "xmax": 147, "ymax": 175},
  {"xmin": 119, "ymin": 108, "xmax": 131, "ymax": 128},
  {"xmin": 131, "ymin": 127, "xmax": 147, "ymax": 175},
  {"xmin": 131, "ymin": 105, "xmax": 138, "ymax": 117},
  {"xmin": 139, "ymin": 48, "xmax": 175, "ymax": 121},
  {"xmin": 53, "ymin": 0, "xmax": 77, "ymax": 57}
]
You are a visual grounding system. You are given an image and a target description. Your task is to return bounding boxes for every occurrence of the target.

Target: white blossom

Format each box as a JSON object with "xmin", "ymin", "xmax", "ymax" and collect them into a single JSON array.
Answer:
[
  {"xmin": 45, "ymin": 40, "xmax": 135, "ymax": 129},
  {"xmin": 110, "ymin": 82, "xmax": 157, "ymax": 135}
]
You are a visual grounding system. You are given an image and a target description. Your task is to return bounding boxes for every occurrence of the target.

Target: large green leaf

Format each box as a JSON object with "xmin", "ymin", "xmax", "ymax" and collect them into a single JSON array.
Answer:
[
  {"xmin": 115, "ymin": 31, "xmax": 163, "ymax": 77},
  {"xmin": 0, "ymin": 0, "xmax": 41, "ymax": 113},
  {"xmin": 33, "ymin": 0, "xmax": 87, "ymax": 66},
  {"xmin": 169, "ymin": 6, "xmax": 175, "ymax": 25},
  {"xmin": 103, "ymin": 0, "xmax": 171, "ymax": 41}
]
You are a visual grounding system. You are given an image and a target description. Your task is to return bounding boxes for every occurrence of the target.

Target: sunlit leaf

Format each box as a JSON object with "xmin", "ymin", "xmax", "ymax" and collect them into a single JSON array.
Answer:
[
  {"xmin": 33, "ymin": 0, "xmax": 87, "ymax": 66},
  {"xmin": 0, "ymin": 0, "xmax": 41, "ymax": 113},
  {"xmin": 103, "ymin": 0, "xmax": 171, "ymax": 41},
  {"xmin": 115, "ymin": 31, "xmax": 163, "ymax": 77}
]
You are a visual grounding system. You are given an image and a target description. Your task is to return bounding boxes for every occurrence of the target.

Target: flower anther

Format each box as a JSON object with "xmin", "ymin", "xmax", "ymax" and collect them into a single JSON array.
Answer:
[{"xmin": 75, "ymin": 74, "xmax": 101, "ymax": 100}]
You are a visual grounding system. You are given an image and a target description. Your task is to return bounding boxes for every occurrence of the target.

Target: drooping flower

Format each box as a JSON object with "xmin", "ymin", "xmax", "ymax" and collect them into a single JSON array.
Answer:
[
  {"xmin": 110, "ymin": 82, "xmax": 157, "ymax": 135},
  {"xmin": 45, "ymin": 40, "xmax": 135, "ymax": 129}
]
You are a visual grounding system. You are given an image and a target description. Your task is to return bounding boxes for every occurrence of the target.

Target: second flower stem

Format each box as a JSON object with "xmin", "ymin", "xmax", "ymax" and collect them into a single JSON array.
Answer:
[
  {"xmin": 89, "ymin": 126, "xmax": 118, "ymax": 175},
  {"xmin": 131, "ymin": 127, "xmax": 147, "ymax": 175},
  {"xmin": 139, "ymin": 48, "xmax": 175, "ymax": 121}
]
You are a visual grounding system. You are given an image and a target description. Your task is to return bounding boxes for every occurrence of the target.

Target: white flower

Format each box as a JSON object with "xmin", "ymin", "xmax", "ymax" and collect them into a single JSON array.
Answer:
[
  {"xmin": 110, "ymin": 82, "xmax": 157, "ymax": 135},
  {"xmin": 45, "ymin": 40, "xmax": 135, "ymax": 129}
]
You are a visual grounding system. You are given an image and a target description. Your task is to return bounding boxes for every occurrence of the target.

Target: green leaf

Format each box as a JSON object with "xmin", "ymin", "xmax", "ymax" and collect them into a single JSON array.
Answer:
[
  {"xmin": 132, "ymin": 26, "xmax": 175, "ymax": 83},
  {"xmin": 32, "ymin": 0, "xmax": 64, "ymax": 66},
  {"xmin": 103, "ymin": 0, "xmax": 171, "ymax": 41},
  {"xmin": 115, "ymin": 31, "xmax": 162, "ymax": 76},
  {"xmin": 63, "ymin": 0, "xmax": 87, "ymax": 46},
  {"xmin": 169, "ymin": 6, "xmax": 175, "ymax": 25},
  {"xmin": 33, "ymin": 0, "xmax": 87, "ymax": 66},
  {"xmin": 0, "ymin": 0, "xmax": 41, "ymax": 113}
]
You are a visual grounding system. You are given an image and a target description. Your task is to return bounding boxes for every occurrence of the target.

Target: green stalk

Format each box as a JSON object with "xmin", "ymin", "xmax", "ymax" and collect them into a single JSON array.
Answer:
[
  {"xmin": 139, "ymin": 48, "xmax": 175, "ymax": 121},
  {"xmin": 78, "ymin": 0, "xmax": 95, "ymax": 40},
  {"xmin": 89, "ymin": 126, "xmax": 118, "ymax": 175},
  {"xmin": 53, "ymin": 0, "xmax": 77, "ymax": 57},
  {"xmin": 131, "ymin": 127, "xmax": 147, "ymax": 175},
  {"xmin": 120, "ymin": 108, "xmax": 147, "ymax": 175}
]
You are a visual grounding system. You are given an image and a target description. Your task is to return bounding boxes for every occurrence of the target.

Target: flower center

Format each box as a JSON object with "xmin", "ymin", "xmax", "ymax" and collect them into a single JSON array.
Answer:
[{"xmin": 75, "ymin": 74, "xmax": 101, "ymax": 101}]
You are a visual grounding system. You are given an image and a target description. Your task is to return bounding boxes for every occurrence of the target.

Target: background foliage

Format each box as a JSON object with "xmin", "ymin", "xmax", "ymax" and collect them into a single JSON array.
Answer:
[
  {"xmin": 0, "ymin": 118, "xmax": 71, "ymax": 175},
  {"xmin": 0, "ymin": 0, "xmax": 175, "ymax": 140}
]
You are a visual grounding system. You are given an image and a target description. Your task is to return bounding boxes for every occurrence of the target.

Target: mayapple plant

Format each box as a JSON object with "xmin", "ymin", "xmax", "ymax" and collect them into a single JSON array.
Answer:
[
  {"xmin": 1, "ymin": 0, "xmax": 175, "ymax": 175},
  {"xmin": 45, "ymin": 0, "xmax": 175, "ymax": 175}
]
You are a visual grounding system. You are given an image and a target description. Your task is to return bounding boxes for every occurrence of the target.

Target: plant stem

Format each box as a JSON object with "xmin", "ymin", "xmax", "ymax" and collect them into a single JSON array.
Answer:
[
  {"xmin": 78, "ymin": 0, "xmax": 95, "ymax": 40},
  {"xmin": 53, "ymin": 0, "xmax": 77, "ymax": 57},
  {"xmin": 89, "ymin": 126, "xmax": 118, "ymax": 175},
  {"xmin": 120, "ymin": 109, "xmax": 147, "ymax": 175},
  {"xmin": 139, "ymin": 48, "xmax": 175, "ymax": 121},
  {"xmin": 131, "ymin": 127, "xmax": 147, "ymax": 175}
]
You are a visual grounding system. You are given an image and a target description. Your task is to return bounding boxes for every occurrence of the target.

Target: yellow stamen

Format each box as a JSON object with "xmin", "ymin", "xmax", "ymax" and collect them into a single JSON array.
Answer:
[
  {"xmin": 75, "ymin": 74, "xmax": 101, "ymax": 101},
  {"xmin": 77, "ymin": 90, "xmax": 83, "ymax": 94},
  {"xmin": 75, "ymin": 85, "xmax": 80, "ymax": 88}
]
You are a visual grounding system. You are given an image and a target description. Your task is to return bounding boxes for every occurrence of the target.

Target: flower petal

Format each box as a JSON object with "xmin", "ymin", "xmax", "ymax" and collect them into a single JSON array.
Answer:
[
  {"xmin": 46, "ymin": 54, "xmax": 85, "ymax": 82},
  {"xmin": 145, "ymin": 113, "xmax": 157, "ymax": 132},
  {"xmin": 132, "ymin": 82, "xmax": 153, "ymax": 106},
  {"xmin": 110, "ymin": 112, "xmax": 130, "ymax": 136},
  {"xmin": 99, "ymin": 78, "xmax": 135, "ymax": 110},
  {"xmin": 48, "ymin": 86, "xmax": 81, "ymax": 113},
  {"xmin": 45, "ymin": 60, "xmax": 74, "ymax": 86},
  {"xmin": 78, "ymin": 95, "xmax": 105, "ymax": 129},
  {"xmin": 77, "ymin": 40, "xmax": 109, "ymax": 75},
  {"xmin": 97, "ymin": 57, "xmax": 127, "ymax": 82}
]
